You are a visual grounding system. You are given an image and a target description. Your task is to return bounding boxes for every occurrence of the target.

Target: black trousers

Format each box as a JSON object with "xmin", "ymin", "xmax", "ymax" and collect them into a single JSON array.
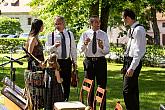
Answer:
[
  {"xmin": 122, "ymin": 56, "xmax": 142, "ymax": 110},
  {"xmin": 83, "ymin": 57, "xmax": 107, "ymax": 110},
  {"xmin": 57, "ymin": 58, "xmax": 72, "ymax": 101}
]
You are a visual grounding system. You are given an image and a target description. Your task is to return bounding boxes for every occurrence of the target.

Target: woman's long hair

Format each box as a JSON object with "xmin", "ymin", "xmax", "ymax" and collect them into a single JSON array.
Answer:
[
  {"xmin": 25, "ymin": 19, "xmax": 43, "ymax": 49},
  {"xmin": 29, "ymin": 19, "xmax": 43, "ymax": 37}
]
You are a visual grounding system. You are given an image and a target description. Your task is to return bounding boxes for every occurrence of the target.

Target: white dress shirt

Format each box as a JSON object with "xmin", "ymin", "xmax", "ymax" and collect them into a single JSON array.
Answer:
[
  {"xmin": 126, "ymin": 21, "xmax": 146, "ymax": 71},
  {"xmin": 45, "ymin": 29, "xmax": 77, "ymax": 64},
  {"xmin": 77, "ymin": 29, "xmax": 110, "ymax": 57}
]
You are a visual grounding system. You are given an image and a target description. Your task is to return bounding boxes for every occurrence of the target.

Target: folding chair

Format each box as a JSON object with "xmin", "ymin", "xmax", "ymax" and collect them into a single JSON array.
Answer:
[
  {"xmin": 160, "ymin": 104, "xmax": 165, "ymax": 110},
  {"xmin": 92, "ymin": 86, "xmax": 106, "ymax": 110},
  {"xmin": 54, "ymin": 78, "xmax": 94, "ymax": 110},
  {"xmin": 79, "ymin": 78, "xmax": 94, "ymax": 105}
]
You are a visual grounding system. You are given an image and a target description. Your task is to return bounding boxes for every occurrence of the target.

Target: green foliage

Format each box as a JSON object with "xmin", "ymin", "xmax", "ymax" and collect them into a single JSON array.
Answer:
[
  {"xmin": 0, "ymin": 16, "xmax": 23, "ymax": 34},
  {"xmin": 28, "ymin": 0, "xmax": 165, "ymax": 44},
  {"xmin": 0, "ymin": 38, "xmax": 46, "ymax": 53},
  {"xmin": 108, "ymin": 0, "xmax": 165, "ymax": 44},
  {"xmin": 0, "ymin": 38, "xmax": 25, "ymax": 53},
  {"xmin": 143, "ymin": 45, "xmax": 165, "ymax": 67},
  {"xmin": 29, "ymin": 0, "xmax": 90, "ymax": 39},
  {"xmin": 110, "ymin": 43, "xmax": 125, "ymax": 63},
  {"xmin": 110, "ymin": 44, "xmax": 165, "ymax": 67}
]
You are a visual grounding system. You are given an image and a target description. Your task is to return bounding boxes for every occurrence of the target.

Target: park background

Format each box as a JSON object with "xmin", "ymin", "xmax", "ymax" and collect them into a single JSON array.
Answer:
[{"xmin": 0, "ymin": 0, "xmax": 165, "ymax": 110}]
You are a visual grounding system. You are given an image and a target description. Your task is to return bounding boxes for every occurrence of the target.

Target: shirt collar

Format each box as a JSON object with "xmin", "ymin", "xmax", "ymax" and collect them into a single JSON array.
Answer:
[
  {"xmin": 90, "ymin": 29, "xmax": 100, "ymax": 34},
  {"xmin": 131, "ymin": 21, "xmax": 139, "ymax": 28},
  {"xmin": 55, "ymin": 29, "xmax": 67, "ymax": 34}
]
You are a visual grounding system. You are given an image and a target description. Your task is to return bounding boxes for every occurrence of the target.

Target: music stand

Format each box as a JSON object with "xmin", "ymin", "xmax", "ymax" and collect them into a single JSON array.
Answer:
[{"xmin": 0, "ymin": 54, "xmax": 27, "ymax": 90}]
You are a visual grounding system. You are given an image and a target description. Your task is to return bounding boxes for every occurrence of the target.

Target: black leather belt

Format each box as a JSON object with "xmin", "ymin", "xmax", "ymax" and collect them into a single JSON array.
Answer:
[{"xmin": 86, "ymin": 57, "xmax": 105, "ymax": 61}]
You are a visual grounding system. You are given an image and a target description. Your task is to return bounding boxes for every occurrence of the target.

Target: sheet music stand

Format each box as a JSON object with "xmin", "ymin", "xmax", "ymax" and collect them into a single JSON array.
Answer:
[{"xmin": 0, "ymin": 54, "xmax": 27, "ymax": 90}]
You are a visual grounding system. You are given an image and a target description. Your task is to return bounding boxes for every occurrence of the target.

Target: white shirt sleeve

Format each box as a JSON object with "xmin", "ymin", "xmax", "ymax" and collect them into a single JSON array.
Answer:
[
  {"xmin": 45, "ymin": 33, "xmax": 57, "ymax": 54},
  {"xmin": 77, "ymin": 32, "xmax": 87, "ymax": 53},
  {"xmin": 128, "ymin": 27, "xmax": 146, "ymax": 70},
  {"xmin": 69, "ymin": 31, "xmax": 77, "ymax": 64},
  {"xmin": 98, "ymin": 33, "xmax": 110, "ymax": 55}
]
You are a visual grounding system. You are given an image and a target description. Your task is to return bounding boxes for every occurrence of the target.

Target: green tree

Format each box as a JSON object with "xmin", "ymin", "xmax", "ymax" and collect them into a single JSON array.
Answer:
[
  {"xmin": 0, "ymin": 16, "xmax": 23, "ymax": 34},
  {"xmin": 125, "ymin": 0, "xmax": 165, "ymax": 45},
  {"xmin": 108, "ymin": 0, "xmax": 165, "ymax": 45},
  {"xmin": 29, "ymin": 0, "xmax": 111, "ymax": 37},
  {"xmin": 142, "ymin": 0, "xmax": 165, "ymax": 45},
  {"xmin": 29, "ymin": 0, "xmax": 165, "ymax": 45},
  {"xmin": 100, "ymin": 0, "xmax": 110, "ymax": 32},
  {"xmin": 29, "ymin": 0, "xmax": 89, "ymax": 39},
  {"xmin": 89, "ymin": 0, "xmax": 99, "ymax": 16},
  {"xmin": 88, "ymin": 0, "xmax": 111, "ymax": 32}
]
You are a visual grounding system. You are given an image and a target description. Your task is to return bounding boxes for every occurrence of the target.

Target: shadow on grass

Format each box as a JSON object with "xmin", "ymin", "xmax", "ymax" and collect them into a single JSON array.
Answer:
[
  {"xmin": 106, "ymin": 68, "xmax": 165, "ymax": 110},
  {"xmin": 0, "ymin": 65, "xmax": 165, "ymax": 110}
]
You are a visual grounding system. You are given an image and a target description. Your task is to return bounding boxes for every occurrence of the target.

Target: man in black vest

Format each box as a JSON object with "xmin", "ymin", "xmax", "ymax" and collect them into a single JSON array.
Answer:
[
  {"xmin": 45, "ymin": 16, "xmax": 77, "ymax": 101},
  {"xmin": 122, "ymin": 9, "xmax": 146, "ymax": 110}
]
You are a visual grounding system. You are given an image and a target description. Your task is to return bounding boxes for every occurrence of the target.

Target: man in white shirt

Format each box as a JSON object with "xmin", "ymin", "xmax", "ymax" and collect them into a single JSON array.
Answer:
[
  {"xmin": 77, "ymin": 15, "xmax": 110, "ymax": 109},
  {"xmin": 45, "ymin": 16, "xmax": 77, "ymax": 101},
  {"xmin": 122, "ymin": 9, "xmax": 146, "ymax": 110}
]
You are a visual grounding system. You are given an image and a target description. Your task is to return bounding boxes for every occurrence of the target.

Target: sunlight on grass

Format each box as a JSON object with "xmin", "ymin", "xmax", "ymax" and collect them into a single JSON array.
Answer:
[
  {"xmin": 0, "ymin": 56, "xmax": 165, "ymax": 110},
  {"xmin": 143, "ymin": 92, "xmax": 158, "ymax": 96}
]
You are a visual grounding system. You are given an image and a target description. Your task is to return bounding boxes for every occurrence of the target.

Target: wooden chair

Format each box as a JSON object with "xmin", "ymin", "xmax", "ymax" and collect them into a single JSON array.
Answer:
[
  {"xmin": 92, "ymin": 86, "xmax": 106, "ymax": 110},
  {"xmin": 114, "ymin": 101, "xmax": 123, "ymax": 110},
  {"xmin": 79, "ymin": 78, "xmax": 94, "ymax": 105},
  {"xmin": 54, "ymin": 78, "xmax": 94, "ymax": 110}
]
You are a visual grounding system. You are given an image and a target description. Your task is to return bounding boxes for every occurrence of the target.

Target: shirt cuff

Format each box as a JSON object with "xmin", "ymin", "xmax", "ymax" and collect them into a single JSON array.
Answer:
[{"xmin": 128, "ymin": 58, "xmax": 141, "ymax": 71}]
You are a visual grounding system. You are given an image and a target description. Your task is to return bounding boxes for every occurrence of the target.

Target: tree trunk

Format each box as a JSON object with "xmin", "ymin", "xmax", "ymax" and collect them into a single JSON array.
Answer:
[
  {"xmin": 100, "ymin": 0, "xmax": 110, "ymax": 32},
  {"xmin": 89, "ymin": 0, "xmax": 99, "ymax": 17},
  {"xmin": 151, "ymin": 7, "xmax": 160, "ymax": 45}
]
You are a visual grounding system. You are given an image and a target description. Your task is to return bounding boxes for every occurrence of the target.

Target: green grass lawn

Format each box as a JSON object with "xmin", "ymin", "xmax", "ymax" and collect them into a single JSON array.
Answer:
[{"xmin": 0, "ymin": 54, "xmax": 165, "ymax": 110}]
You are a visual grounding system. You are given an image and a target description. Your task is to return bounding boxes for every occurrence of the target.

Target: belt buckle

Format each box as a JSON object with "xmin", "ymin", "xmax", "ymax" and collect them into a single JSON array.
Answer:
[{"xmin": 92, "ymin": 58, "xmax": 97, "ymax": 61}]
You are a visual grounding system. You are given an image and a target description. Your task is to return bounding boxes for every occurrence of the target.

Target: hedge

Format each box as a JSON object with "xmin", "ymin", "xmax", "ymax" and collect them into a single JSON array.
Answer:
[
  {"xmin": 0, "ymin": 39, "xmax": 164, "ymax": 67},
  {"xmin": 0, "ymin": 38, "xmax": 46, "ymax": 53},
  {"xmin": 110, "ymin": 43, "xmax": 165, "ymax": 67}
]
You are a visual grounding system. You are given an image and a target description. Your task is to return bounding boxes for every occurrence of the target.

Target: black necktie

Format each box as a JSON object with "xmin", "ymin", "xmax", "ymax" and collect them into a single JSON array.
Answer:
[
  {"xmin": 61, "ymin": 32, "xmax": 67, "ymax": 59},
  {"xmin": 92, "ymin": 31, "xmax": 97, "ymax": 54}
]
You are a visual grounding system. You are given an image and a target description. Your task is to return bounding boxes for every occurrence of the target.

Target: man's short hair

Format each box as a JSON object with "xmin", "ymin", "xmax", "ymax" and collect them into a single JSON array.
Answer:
[
  {"xmin": 123, "ymin": 9, "xmax": 136, "ymax": 20},
  {"xmin": 89, "ymin": 15, "xmax": 99, "ymax": 24},
  {"xmin": 54, "ymin": 15, "xmax": 65, "ymax": 24}
]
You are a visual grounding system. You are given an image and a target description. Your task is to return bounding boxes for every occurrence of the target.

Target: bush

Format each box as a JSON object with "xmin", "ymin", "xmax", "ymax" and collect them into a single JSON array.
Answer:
[
  {"xmin": 0, "ymin": 38, "xmax": 46, "ymax": 53},
  {"xmin": 0, "ymin": 16, "xmax": 23, "ymax": 34},
  {"xmin": 110, "ymin": 44, "xmax": 165, "ymax": 67},
  {"xmin": 110, "ymin": 43, "xmax": 125, "ymax": 63},
  {"xmin": 0, "ymin": 39, "xmax": 164, "ymax": 67},
  {"xmin": 143, "ymin": 45, "xmax": 165, "ymax": 67},
  {"xmin": 0, "ymin": 38, "xmax": 24, "ymax": 53}
]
